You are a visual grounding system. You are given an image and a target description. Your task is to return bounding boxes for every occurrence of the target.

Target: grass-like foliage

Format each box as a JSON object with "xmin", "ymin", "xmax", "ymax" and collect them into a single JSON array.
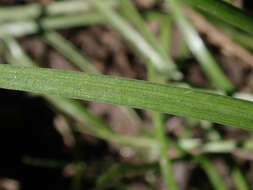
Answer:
[
  {"xmin": 0, "ymin": 64, "xmax": 253, "ymax": 130},
  {"xmin": 0, "ymin": 0, "xmax": 253, "ymax": 189}
]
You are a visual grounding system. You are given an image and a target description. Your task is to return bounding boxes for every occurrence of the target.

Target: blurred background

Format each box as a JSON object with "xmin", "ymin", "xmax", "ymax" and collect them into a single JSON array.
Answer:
[{"xmin": 0, "ymin": 0, "xmax": 253, "ymax": 189}]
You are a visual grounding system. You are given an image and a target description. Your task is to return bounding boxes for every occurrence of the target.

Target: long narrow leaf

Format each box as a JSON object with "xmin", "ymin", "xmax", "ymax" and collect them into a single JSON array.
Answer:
[
  {"xmin": 89, "ymin": 0, "xmax": 181, "ymax": 80},
  {"xmin": 196, "ymin": 156, "xmax": 228, "ymax": 190},
  {"xmin": 0, "ymin": 64, "xmax": 253, "ymax": 129},
  {"xmin": 0, "ymin": 13, "xmax": 104, "ymax": 38},
  {"xmin": 0, "ymin": 0, "xmax": 116, "ymax": 22},
  {"xmin": 181, "ymin": 0, "xmax": 253, "ymax": 35},
  {"xmin": 43, "ymin": 32, "xmax": 99, "ymax": 74},
  {"xmin": 3, "ymin": 37, "xmax": 253, "ymax": 151},
  {"xmin": 0, "ymin": 4, "xmax": 41, "ymax": 21},
  {"xmin": 232, "ymin": 166, "xmax": 250, "ymax": 190},
  {"xmin": 118, "ymin": 0, "xmax": 176, "ymax": 76},
  {"xmin": 44, "ymin": 31, "xmax": 143, "ymax": 133},
  {"xmin": 166, "ymin": 0, "xmax": 234, "ymax": 93},
  {"xmin": 1, "ymin": 35, "xmax": 156, "ymax": 148}
]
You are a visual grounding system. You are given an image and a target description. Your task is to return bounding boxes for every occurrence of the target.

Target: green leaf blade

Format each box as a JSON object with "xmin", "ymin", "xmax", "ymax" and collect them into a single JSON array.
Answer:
[
  {"xmin": 0, "ymin": 64, "xmax": 253, "ymax": 130},
  {"xmin": 181, "ymin": 0, "xmax": 253, "ymax": 35},
  {"xmin": 89, "ymin": 0, "xmax": 182, "ymax": 80},
  {"xmin": 167, "ymin": 0, "xmax": 235, "ymax": 93}
]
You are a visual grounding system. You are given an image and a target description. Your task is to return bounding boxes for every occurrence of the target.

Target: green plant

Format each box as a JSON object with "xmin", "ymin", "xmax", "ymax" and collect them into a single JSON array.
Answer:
[{"xmin": 0, "ymin": 0, "xmax": 253, "ymax": 189}]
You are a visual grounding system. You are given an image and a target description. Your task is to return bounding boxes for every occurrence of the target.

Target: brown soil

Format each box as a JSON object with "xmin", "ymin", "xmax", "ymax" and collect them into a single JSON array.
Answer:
[{"xmin": 0, "ymin": 0, "xmax": 253, "ymax": 190}]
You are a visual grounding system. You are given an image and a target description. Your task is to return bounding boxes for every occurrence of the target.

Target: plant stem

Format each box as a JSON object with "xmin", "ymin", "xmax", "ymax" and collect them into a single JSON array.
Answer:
[
  {"xmin": 148, "ymin": 62, "xmax": 178, "ymax": 190},
  {"xmin": 146, "ymin": 11, "xmax": 179, "ymax": 188},
  {"xmin": 232, "ymin": 166, "xmax": 250, "ymax": 190},
  {"xmin": 195, "ymin": 156, "xmax": 228, "ymax": 190}
]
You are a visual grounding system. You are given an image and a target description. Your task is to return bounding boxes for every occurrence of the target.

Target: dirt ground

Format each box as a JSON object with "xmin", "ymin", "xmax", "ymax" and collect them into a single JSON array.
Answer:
[{"xmin": 1, "ymin": 0, "xmax": 253, "ymax": 190}]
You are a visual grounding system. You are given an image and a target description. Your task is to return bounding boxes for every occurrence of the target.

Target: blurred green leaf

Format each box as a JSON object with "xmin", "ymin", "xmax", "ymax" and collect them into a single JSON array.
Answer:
[
  {"xmin": 166, "ymin": 0, "xmax": 235, "ymax": 93},
  {"xmin": 89, "ymin": 0, "xmax": 182, "ymax": 80},
  {"xmin": 181, "ymin": 0, "xmax": 253, "ymax": 34}
]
